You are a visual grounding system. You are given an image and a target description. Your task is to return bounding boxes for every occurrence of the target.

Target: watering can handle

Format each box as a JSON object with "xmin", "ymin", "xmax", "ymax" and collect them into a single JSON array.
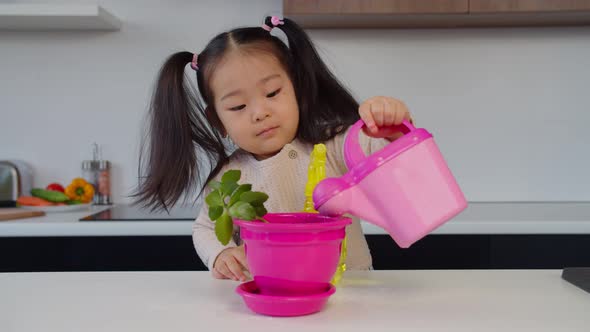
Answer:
[{"xmin": 344, "ymin": 119, "xmax": 416, "ymax": 169}]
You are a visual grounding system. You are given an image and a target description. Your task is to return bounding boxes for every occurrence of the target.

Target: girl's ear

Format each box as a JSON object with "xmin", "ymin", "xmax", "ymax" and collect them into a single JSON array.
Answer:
[{"xmin": 205, "ymin": 106, "xmax": 227, "ymax": 137}]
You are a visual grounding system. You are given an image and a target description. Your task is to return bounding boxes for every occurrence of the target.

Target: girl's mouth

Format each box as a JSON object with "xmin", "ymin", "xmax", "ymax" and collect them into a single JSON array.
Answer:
[{"xmin": 257, "ymin": 126, "xmax": 279, "ymax": 137}]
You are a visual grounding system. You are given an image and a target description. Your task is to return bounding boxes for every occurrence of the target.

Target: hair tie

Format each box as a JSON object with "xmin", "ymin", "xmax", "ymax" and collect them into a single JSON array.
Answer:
[
  {"xmin": 262, "ymin": 16, "xmax": 284, "ymax": 32},
  {"xmin": 190, "ymin": 53, "xmax": 199, "ymax": 71}
]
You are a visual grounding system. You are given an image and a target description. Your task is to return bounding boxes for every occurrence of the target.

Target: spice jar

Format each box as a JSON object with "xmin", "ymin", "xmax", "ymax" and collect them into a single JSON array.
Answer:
[{"xmin": 82, "ymin": 143, "xmax": 112, "ymax": 205}]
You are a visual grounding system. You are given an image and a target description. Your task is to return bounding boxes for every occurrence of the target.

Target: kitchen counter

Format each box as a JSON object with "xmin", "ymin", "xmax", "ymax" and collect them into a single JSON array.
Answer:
[
  {"xmin": 1, "ymin": 202, "xmax": 590, "ymax": 237},
  {"xmin": 1, "ymin": 270, "xmax": 589, "ymax": 331}
]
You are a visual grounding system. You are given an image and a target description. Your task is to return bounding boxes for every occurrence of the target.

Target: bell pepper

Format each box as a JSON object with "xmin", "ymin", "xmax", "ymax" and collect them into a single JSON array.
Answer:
[
  {"xmin": 46, "ymin": 183, "xmax": 65, "ymax": 193},
  {"xmin": 65, "ymin": 178, "xmax": 95, "ymax": 203}
]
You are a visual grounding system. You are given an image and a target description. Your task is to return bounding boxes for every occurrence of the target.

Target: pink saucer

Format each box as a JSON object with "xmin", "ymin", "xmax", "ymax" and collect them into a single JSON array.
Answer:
[{"xmin": 236, "ymin": 280, "xmax": 336, "ymax": 317}]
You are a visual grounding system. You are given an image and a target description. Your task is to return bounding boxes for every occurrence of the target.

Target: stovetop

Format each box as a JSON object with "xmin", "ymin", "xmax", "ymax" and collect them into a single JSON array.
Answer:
[{"xmin": 79, "ymin": 205, "xmax": 200, "ymax": 221}]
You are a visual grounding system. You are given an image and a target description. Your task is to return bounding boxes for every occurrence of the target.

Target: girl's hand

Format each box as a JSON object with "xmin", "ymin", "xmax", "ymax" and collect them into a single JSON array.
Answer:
[
  {"xmin": 358, "ymin": 96, "xmax": 412, "ymax": 140},
  {"xmin": 212, "ymin": 245, "xmax": 250, "ymax": 281}
]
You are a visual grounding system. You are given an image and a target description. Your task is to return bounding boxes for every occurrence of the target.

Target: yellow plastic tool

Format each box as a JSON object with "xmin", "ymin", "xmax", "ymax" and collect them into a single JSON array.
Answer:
[
  {"xmin": 304, "ymin": 143, "xmax": 347, "ymax": 285},
  {"xmin": 303, "ymin": 144, "xmax": 326, "ymax": 213}
]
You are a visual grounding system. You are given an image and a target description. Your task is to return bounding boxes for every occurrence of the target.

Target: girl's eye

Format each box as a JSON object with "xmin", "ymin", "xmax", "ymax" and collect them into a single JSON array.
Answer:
[
  {"xmin": 266, "ymin": 88, "xmax": 281, "ymax": 98},
  {"xmin": 229, "ymin": 104, "xmax": 246, "ymax": 111}
]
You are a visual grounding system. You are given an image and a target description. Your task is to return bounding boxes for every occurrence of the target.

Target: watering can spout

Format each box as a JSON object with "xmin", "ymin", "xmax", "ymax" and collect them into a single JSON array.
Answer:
[
  {"xmin": 312, "ymin": 177, "xmax": 349, "ymax": 217},
  {"xmin": 313, "ymin": 179, "xmax": 389, "ymax": 231}
]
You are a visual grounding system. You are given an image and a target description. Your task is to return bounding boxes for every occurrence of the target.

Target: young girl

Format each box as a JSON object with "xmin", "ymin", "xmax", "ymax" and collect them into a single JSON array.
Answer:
[{"xmin": 135, "ymin": 16, "xmax": 413, "ymax": 281}]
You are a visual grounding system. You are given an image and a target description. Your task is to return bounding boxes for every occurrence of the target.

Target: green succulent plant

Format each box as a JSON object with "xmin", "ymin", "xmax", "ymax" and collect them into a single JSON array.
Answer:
[{"xmin": 205, "ymin": 170, "xmax": 269, "ymax": 245}]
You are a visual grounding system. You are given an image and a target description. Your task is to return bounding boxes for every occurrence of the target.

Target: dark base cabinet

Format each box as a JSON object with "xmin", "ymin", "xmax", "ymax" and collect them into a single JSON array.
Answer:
[
  {"xmin": 1, "ymin": 235, "xmax": 589, "ymax": 272},
  {"xmin": 368, "ymin": 234, "xmax": 590, "ymax": 270},
  {"xmin": 0, "ymin": 236, "xmax": 207, "ymax": 272}
]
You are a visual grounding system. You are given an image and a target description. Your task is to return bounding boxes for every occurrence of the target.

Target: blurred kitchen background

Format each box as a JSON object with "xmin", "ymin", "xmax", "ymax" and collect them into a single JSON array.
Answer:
[
  {"xmin": 1, "ymin": 0, "xmax": 590, "ymax": 272},
  {"xmin": 1, "ymin": 0, "xmax": 589, "ymax": 205}
]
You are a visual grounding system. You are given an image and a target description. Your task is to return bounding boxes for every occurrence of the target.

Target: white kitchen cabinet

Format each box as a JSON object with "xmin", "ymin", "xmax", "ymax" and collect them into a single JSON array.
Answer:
[{"xmin": 0, "ymin": 4, "xmax": 121, "ymax": 31}]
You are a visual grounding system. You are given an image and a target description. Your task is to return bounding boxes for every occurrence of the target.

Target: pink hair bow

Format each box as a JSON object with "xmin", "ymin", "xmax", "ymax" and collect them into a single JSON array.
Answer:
[
  {"xmin": 190, "ymin": 53, "xmax": 199, "ymax": 71},
  {"xmin": 262, "ymin": 16, "xmax": 284, "ymax": 32}
]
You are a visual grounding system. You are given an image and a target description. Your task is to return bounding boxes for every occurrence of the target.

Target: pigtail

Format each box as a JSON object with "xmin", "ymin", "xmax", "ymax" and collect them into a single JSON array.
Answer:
[
  {"xmin": 133, "ymin": 52, "xmax": 228, "ymax": 211},
  {"xmin": 268, "ymin": 17, "xmax": 360, "ymax": 143}
]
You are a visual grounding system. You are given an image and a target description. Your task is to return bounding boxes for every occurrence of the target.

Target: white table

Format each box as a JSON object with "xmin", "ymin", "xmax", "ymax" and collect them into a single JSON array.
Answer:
[
  {"xmin": 2, "ymin": 202, "xmax": 590, "ymax": 237},
  {"xmin": 1, "ymin": 270, "xmax": 589, "ymax": 331}
]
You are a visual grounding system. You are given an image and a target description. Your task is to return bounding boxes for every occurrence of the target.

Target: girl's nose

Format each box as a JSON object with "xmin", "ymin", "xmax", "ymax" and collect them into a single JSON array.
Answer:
[{"xmin": 252, "ymin": 107, "xmax": 271, "ymax": 122}]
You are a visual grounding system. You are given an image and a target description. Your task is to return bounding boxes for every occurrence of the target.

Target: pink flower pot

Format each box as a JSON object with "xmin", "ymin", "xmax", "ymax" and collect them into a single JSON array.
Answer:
[{"xmin": 234, "ymin": 213, "xmax": 351, "ymax": 295}]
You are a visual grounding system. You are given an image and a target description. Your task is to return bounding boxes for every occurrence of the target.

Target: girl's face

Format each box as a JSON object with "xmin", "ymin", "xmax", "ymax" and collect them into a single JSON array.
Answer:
[{"xmin": 210, "ymin": 50, "xmax": 299, "ymax": 160}]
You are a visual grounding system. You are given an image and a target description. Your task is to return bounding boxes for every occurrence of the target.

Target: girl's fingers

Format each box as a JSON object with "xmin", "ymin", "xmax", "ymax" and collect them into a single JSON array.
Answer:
[
  {"xmin": 212, "ymin": 268, "xmax": 226, "ymax": 279},
  {"xmin": 234, "ymin": 246, "xmax": 249, "ymax": 271},
  {"xmin": 359, "ymin": 103, "xmax": 377, "ymax": 133},
  {"xmin": 360, "ymin": 97, "xmax": 412, "ymax": 137},
  {"xmin": 405, "ymin": 111, "xmax": 414, "ymax": 124},
  {"xmin": 234, "ymin": 247, "xmax": 252, "ymax": 280},
  {"xmin": 226, "ymin": 257, "xmax": 248, "ymax": 282},
  {"xmin": 393, "ymin": 100, "xmax": 408, "ymax": 125},
  {"xmin": 383, "ymin": 100, "xmax": 395, "ymax": 126},
  {"xmin": 371, "ymin": 101, "xmax": 384, "ymax": 127},
  {"xmin": 216, "ymin": 261, "xmax": 238, "ymax": 281}
]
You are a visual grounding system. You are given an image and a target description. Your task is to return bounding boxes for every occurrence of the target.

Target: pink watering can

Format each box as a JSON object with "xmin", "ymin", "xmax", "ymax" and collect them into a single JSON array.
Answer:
[{"xmin": 313, "ymin": 119, "xmax": 467, "ymax": 248}]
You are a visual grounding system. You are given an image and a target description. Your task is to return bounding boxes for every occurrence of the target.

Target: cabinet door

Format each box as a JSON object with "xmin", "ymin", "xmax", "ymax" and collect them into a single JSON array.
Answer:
[
  {"xmin": 284, "ymin": 0, "xmax": 469, "ymax": 28},
  {"xmin": 468, "ymin": 0, "xmax": 590, "ymax": 27},
  {"xmin": 469, "ymin": 0, "xmax": 590, "ymax": 13},
  {"xmin": 284, "ymin": 0, "xmax": 590, "ymax": 28},
  {"xmin": 284, "ymin": 0, "xmax": 468, "ymax": 15}
]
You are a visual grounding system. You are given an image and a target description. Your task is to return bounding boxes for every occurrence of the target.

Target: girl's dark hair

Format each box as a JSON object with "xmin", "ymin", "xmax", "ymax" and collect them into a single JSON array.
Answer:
[{"xmin": 133, "ymin": 17, "xmax": 360, "ymax": 211}]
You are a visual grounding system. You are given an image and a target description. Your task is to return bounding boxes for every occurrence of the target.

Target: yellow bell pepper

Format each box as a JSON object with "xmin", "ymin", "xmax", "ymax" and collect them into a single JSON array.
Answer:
[{"xmin": 65, "ymin": 178, "xmax": 95, "ymax": 203}]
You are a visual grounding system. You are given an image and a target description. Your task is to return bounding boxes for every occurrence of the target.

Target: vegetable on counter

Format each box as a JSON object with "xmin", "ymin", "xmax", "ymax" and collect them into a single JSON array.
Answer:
[
  {"xmin": 65, "ymin": 178, "xmax": 95, "ymax": 204},
  {"xmin": 45, "ymin": 183, "xmax": 65, "ymax": 193},
  {"xmin": 16, "ymin": 179, "xmax": 94, "ymax": 207},
  {"xmin": 17, "ymin": 196, "xmax": 54, "ymax": 206},
  {"xmin": 31, "ymin": 188, "xmax": 70, "ymax": 202}
]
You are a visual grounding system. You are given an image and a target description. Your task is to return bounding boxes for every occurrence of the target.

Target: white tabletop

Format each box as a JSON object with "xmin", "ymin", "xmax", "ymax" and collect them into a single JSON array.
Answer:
[
  {"xmin": 1, "ymin": 270, "xmax": 589, "ymax": 332},
  {"xmin": 1, "ymin": 202, "xmax": 590, "ymax": 237}
]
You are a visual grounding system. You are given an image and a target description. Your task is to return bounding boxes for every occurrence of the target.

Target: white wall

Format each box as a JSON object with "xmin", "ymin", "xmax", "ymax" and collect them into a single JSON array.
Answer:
[
  {"xmin": 1, "ymin": 0, "xmax": 589, "ymax": 204},
  {"xmin": 313, "ymin": 27, "xmax": 590, "ymax": 202}
]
